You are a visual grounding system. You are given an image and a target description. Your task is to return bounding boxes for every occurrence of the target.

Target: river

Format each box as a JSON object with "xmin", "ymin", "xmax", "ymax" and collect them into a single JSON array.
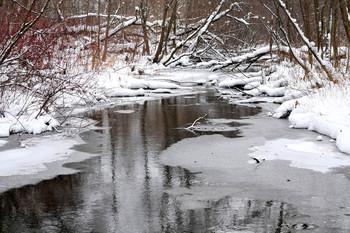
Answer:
[{"xmin": 1, "ymin": 88, "xmax": 350, "ymax": 233}]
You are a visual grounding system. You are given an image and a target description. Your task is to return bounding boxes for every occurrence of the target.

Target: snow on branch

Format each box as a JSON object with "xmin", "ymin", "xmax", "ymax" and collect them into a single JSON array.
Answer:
[
  {"xmin": 162, "ymin": 0, "xmax": 238, "ymax": 66},
  {"xmin": 226, "ymin": 14, "xmax": 250, "ymax": 26},
  {"xmin": 277, "ymin": 0, "xmax": 337, "ymax": 82},
  {"xmin": 194, "ymin": 45, "xmax": 279, "ymax": 71}
]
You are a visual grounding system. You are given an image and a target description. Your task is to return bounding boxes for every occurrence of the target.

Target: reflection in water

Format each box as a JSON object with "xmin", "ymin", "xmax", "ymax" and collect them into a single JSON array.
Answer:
[{"xmin": 0, "ymin": 90, "xmax": 297, "ymax": 232}]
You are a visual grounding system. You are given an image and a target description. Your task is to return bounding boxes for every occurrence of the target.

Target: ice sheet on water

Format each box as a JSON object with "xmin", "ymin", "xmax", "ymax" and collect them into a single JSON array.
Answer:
[
  {"xmin": 0, "ymin": 134, "xmax": 78, "ymax": 176},
  {"xmin": 249, "ymin": 138, "xmax": 350, "ymax": 173},
  {"xmin": 0, "ymin": 140, "xmax": 7, "ymax": 146}
]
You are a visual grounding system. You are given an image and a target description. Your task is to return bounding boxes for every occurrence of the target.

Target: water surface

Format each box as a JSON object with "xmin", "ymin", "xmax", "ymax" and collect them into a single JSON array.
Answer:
[{"xmin": 0, "ymin": 90, "xmax": 303, "ymax": 233}]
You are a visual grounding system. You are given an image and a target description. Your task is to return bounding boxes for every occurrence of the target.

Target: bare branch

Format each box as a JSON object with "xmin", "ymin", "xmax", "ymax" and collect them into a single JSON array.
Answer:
[
  {"xmin": 186, "ymin": 114, "xmax": 207, "ymax": 130},
  {"xmin": 0, "ymin": 0, "xmax": 51, "ymax": 66}
]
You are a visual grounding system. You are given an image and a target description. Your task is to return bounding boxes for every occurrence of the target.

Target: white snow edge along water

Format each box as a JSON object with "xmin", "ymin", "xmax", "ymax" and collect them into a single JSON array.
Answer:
[
  {"xmin": 249, "ymin": 138, "xmax": 350, "ymax": 173},
  {"xmin": 0, "ymin": 134, "xmax": 78, "ymax": 176},
  {"xmin": 273, "ymin": 81, "xmax": 350, "ymax": 155},
  {"xmin": 0, "ymin": 114, "xmax": 60, "ymax": 137},
  {"xmin": 216, "ymin": 58, "xmax": 350, "ymax": 156}
]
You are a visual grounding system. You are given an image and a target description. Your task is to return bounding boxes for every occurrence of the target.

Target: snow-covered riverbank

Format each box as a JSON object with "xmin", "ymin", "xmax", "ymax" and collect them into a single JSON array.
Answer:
[
  {"xmin": 215, "ymin": 62, "xmax": 350, "ymax": 155},
  {"xmin": 0, "ymin": 62, "xmax": 349, "ymax": 183},
  {"xmin": 0, "ymin": 69, "xmax": 213, "ymax": 189}
]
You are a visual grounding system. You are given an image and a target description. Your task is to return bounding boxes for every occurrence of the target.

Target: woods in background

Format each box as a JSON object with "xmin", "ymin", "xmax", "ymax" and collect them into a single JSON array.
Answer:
[
  {"xmin": 262, "ymin": 0, "xmax": 350, "ymax": 82},
  {"xmin": 1, "ymin": 0, "xmax": 350, "ymax": 107}
]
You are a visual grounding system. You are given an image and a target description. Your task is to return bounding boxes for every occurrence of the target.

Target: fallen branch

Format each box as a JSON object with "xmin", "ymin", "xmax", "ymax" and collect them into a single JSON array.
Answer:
[{"xmin": 186, "ymin": 114, "xmax": 207, "ymax": 130}]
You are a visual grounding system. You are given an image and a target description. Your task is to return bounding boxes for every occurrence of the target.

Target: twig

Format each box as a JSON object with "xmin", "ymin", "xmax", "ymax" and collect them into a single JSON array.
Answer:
[
  {"xmin": 186, "ymin": 114, "xmax": 207, "ymax": 130},
  {"xmin": 3, "ymin": 110, "xmax": 29, "ymax": 134}
]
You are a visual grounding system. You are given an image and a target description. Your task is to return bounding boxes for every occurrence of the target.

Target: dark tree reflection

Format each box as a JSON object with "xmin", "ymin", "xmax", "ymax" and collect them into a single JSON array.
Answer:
[{"xmin": 0, "ymin": 90, "xmax": 296, "ymax": 233}]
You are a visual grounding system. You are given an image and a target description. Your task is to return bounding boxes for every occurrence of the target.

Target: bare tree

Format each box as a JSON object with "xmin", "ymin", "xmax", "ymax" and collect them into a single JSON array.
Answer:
[
  {"xmin": 0, "ymin": 0, "xmax": 51, "ymax": 66},
  {"xmin": 102, "ymin": 0, "xmax": 113, "ymax": 61},
  {"xmin": 153, "ymin": 0, "xmax": 178, "ymax": 63},
  {"xmin": 300, "ymin": 0, "xmax": 313, "ymax": 65},
  {"xmin": 260, "ymin": 0, "xmax": 340, "ymax": 82},
  {"xmin": 140, "ymin": 0, "xmax": 151, "ymax": 55}
]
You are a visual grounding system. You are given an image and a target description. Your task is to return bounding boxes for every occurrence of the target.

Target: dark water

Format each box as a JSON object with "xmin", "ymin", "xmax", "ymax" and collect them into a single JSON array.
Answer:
[{"xmin": 0, "ymin": 90, "xmax": 299, "ymax": 233}]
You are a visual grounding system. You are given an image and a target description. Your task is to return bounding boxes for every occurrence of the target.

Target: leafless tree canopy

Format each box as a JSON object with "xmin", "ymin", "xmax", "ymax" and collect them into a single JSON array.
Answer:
[
  {"xmin": 1, "ymin": 0, "xmax": 350, "ymax": 117},
  {"xmin": 260, "ymin": 0, "xmax": 350, "ymax": 82}
]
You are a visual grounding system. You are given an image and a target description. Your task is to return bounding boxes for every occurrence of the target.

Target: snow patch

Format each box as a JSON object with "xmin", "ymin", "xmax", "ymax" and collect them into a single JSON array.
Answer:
[
  {"xmin": 0, "ymin": 135, "xmax": 77, "ymax": 176},
  {"xmin": 0, "ymin": 140, "xmax": 7, "ymax": 147},
  {"xmin": 249, "ymin": 138, "xmax": 350, "ymax": 173},
  {"xmin": 106, "ymin": 88, "xmax": 145, "ymax": 97},
  {"xmin": 115, "ymin": 110, "xmax": 135, "ymax": 114}
]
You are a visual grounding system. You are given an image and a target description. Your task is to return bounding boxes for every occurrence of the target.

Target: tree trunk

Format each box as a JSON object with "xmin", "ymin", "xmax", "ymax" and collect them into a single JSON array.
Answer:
[
  {"xmin": 286, "ymin": 0, "xmax": 293, "ymax": 61},
  {"xmin": 303, "ymin": 0, "xmax": 313, "ymax": 65},
  {"xmin": 102, "ymin": 0, "xmax": 112, "ymax": 62},
  {"xmin": 93, "ymin": 0, "xmax": 101, "ymax": 69},
  {"xmin": 140, "ymin": 0, "xmax": 150, "ymax": 55},
  {"xmin": 85, "ymin": 0, "xmax": 90, "ymax": 31},
  {"xmin": 338, "ymin": 0, "xmax": 350, "ymax": 43},
  {"xmin": 314, "ymin": 0, "xmax": 321, "ymax": 50},
  {"xmin": 153, "ymin": 1, "xmax": 171, "ymax": 63},
  {"xmin": 162, "ymin": 0, "xmax": 178, "ymax": 59},
  {"xmin": 331, "ymin": 0, "xmax": 338, "ymax": 67},
  {"xmin": 319, "ymin": 0, "xmax": 330, "ymax": 58}
]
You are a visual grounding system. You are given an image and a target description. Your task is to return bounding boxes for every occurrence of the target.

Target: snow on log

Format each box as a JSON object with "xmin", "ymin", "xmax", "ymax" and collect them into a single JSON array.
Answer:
[
  {"xmin": 219, "ymin": 76, "xmax": 262, "ymax": 88},
  {"xmin": 120, "ymin": 78, "xmax": 180, "ymax": 90},
  {"xmin": 147, "ymin": 81, "xmax": 180, "ymax": 90},
  {"xmin": 273, "ymin": 99, "xmax": 297, "ymax": 118},
  {"xmin": 106, "ymin": 88, "xmax": 145, "ymax": 97},
  {"xmin": 209, "ymin": 46, "xmax": 279, "ymax": 71},
  {"xmin": 244, "ymin": 86, "xmax": 286, "ymax": 97},
  {"xmin": 244, "ymin": 81, "xmax": 261, "ymax": 90}
]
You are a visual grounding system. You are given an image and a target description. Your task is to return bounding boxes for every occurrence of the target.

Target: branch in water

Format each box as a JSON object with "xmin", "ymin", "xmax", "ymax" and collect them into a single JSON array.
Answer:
[{"xmin": 186, "ymin": 114, "xmax": 207, "ymax": 130}]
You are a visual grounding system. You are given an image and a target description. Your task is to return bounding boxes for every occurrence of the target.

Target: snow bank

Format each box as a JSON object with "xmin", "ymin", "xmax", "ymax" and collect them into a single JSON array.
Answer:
[
  {"xmin": 337, "ymin": 130, "xmax": 350, "ymax": 154},
  {"xmin": 274, "ymin": 83, "xmax": 350, "ymax": 154},
  {"xmin": 219, "ymin": 75, "xmax": 286, "ymax": 97},
  {"xmin": 150, "ymin": 89, "xmax": 173, "ymax": 93},
  {"xmin": 0, "ymin": 121, "xmax": 11, "ymax": 137},
  {"xmin": 222, "ymin": 61, "xmax": 350, "ymax": 156},
  {"xmin": 0, "ymin": 114, "xmax": 60, "ymax": 137}
]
